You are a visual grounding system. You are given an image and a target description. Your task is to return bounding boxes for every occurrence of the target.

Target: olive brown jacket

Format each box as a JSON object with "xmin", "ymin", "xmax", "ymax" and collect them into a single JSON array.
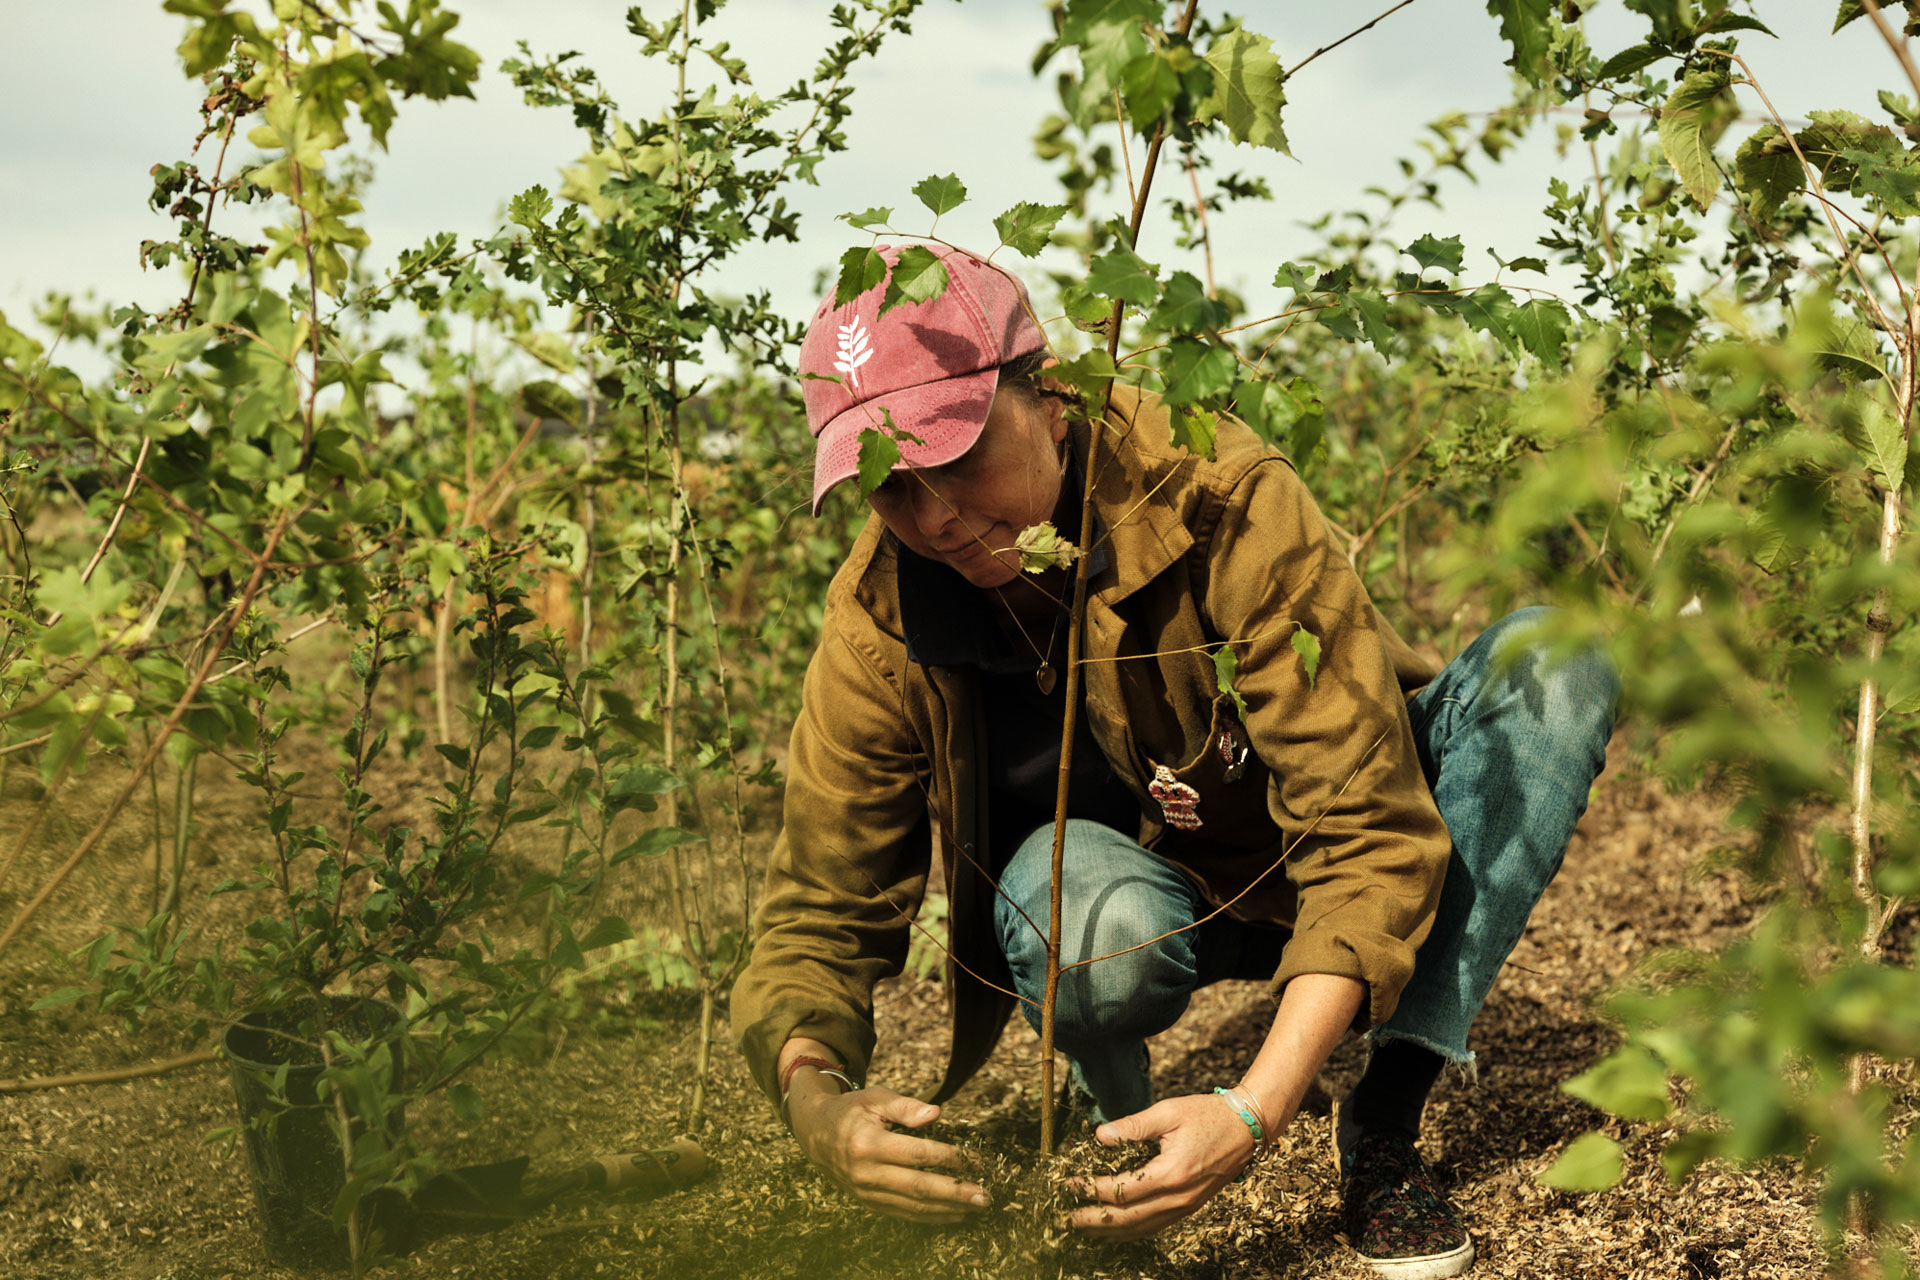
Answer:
[{"xmin": 732, "ymin": 386, "xmax": 1451, "ymax": 1108}]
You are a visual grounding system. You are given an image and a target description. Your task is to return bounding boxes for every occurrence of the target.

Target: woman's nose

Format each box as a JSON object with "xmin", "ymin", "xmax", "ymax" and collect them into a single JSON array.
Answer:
[{"xmin": 907, "ymin": 475, "xmax": 952, "ymax": 537}]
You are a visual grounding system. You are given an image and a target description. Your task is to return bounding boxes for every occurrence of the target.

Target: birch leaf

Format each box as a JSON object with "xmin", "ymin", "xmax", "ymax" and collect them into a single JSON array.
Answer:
[
  {"xmin": 1212, "ymin": 646, "xmax": 1248, "ymax": 719},
  {"xmin": 1863, "ymin": 395, "xmax": 1909, "ymax": 492},
  {"xmin": 1014, "ymin": 522, "xmax": 1082, "ymax": 574},
  {"xmin": 1197, "ymin": 24, "xmax": 1290, "ymax": 154},
  {"xmin": 1659, "ymin": 70, "xmax": 1736, "ymax": 211},
  {"xmin": 1540, "ymin": 1132, "xmax": 1625, "ymax": 1192},
  {"xmin": 1291, "ymin": 625, "xmax": 1321, "ymax": 690}
]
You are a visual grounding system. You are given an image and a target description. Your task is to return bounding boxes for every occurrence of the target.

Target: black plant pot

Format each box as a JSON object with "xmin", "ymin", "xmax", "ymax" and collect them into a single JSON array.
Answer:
[{"xmin": 220, "ymin": 996, "xmax": 408, "ymax": 1270}]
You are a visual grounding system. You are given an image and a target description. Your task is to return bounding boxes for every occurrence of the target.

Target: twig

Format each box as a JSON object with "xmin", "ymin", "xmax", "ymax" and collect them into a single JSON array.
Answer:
[
  {"xmin": 0, "ymin": 512, "xmax": 294, "ymax": 959},
  {"xmin": 1063, "ymin": 730, "xmax": 1391, "ymax": 972},
  {"xmin": 1184, "ymin": 148, "xmax": 1216, "ymax": 297},
  {"xmin": 1863, "ymin": 0, "xmax": 1920, "ymax": 108},
  {"xmin": 0, "ymin": 733, "xmax": 52, "ymax": 759},
  {"xmin": 205, "ymin": 615, "xmax": 334, "ymax": 685},
  {"xmin": 1565, "ymin": 514, "xmax": 1629, "ymax": 595},
  {"xmin": 0, "ymin": 1049, "xmax": 218, "ymax": 1094},
  {"xmin": 1630, "ymin": 418, "xmax": 1741, "ymax": 608},
  {"xmin": 1287, "ymin": 0, "xmax": 1421, "ymax": 79},
  {"xmin": 1699, "ymin": 50, "xmax": 1899, "ymax": 336}
]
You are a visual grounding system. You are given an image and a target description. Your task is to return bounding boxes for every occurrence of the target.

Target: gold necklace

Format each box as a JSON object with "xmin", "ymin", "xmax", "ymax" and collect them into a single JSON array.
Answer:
[{"xmin": 996, "ymin": 593, "xmax": 1064, "ymax": 694}]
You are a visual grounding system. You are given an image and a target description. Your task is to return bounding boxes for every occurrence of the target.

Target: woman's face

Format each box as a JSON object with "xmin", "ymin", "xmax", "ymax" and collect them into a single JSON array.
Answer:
[{"xmin": 866, "ymin": 385, "xmax": 1069, "ymax": 590}]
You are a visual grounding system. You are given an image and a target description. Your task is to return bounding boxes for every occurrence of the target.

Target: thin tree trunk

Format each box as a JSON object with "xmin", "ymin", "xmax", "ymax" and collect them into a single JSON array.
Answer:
[{"xmin": 1038, "ymin": 0, "xmax": 1196, "ymax": 1153}]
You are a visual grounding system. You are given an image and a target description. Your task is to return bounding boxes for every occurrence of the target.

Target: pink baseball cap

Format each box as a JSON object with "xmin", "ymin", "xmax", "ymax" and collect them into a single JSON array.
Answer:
[{"xmin": 800, "ymin": 244, "xmax": 1046, "ymax": 514}]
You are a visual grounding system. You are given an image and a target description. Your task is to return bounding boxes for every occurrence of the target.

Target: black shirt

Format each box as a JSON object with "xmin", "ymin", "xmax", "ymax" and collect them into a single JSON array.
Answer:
[{"xmin": 895, "ymin": 512, "xmax": 1139, "ymax": 872}]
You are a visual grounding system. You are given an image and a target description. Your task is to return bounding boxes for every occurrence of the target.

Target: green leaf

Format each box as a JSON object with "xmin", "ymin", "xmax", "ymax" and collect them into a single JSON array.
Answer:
[
  {"xmin": 1502, "ymin": 255, "xmax": 1549, "ymax": 275},
  {"xmin": 1659, "ymin": 70, "xmax": 1736, "ymax": 211},
  {"xmin": 1272, "ymin": 261, "xmax": 1315, "ymax": 295},
  {"xmin": 512, "ymin": 331, "xmax": 576, "ymax": 374},
  {"xmin": 520, "ymin": 724, "xmax": 560, "ymax": 750},
  {"xmin": 508, "ymin": 185, "xmax": 552, "ymax": 230},
  {"xmin": 1863, "ymin": 394, "xmax": 1909, "ymax": 492},
  {"xmin": 1808, "ymin": 312, "xmax": 1887, "ymax": 382},
  {"xmin": 841, "ymin": 206, "xmax": 893, "ymax": 230},
  {"xmin": 1597, "ymin": 43, "xmax": 1663, "ymax": 81},
  {"xmin": 435, "ymin": 743, "xmax": 470, "ymax": 770},
  {"xmin": 552, "ymin": 925, "xmax": 586, "ymax": 972},
  {"xmin": 30, "ymin": 987, "xmax": 91, "ymax": 1011},
  {"xmin": 1660, "ymin": 1129, "xmax": 1719, "ymax": 1186},
  {"xmin": 912, "ymin": 173, "xmax": 968, "ymax": 218},
  {"xmin": 1060, "ymin": 0, "xmax": 1162, "ymax": 46},
  {"xmin": 1197, "ymin": 24, "xmax": 1290, "ymax": 154},
  {"xmin": 1087, "ymin": 246, "xmax": 1161, "ymax": 307},
  {"xmin": 1835, "ymin": 0, "xmax": 1866, "ymax": 32},
  {"xmin": 1212, "ymin": 646, "xmax": 1247, "ymax": 719},
  {"xmin": 1406, "ymin": 233, "xmax": 1465, "ymax": 276},
  {"xmin": 519, "ymin": 379, "xmax": 580, "ymax": 426},
  {"xmin": 1234, "ymin": 378, "xmax": 1316, "ymax": 447},
  {"xmin": 1049, "ymin": 348, "xmax": 1120, "ymax": 397},
  {"xmin": 855, "ymin": 425, "xmax": 901, "ymax": 497},
  {"xmin": 1795, "ymin": 110, "xmax": 1899, "ymax": 191},
  {"xmin": 1291, "ymin": 625, "xmax": 1321, "ymax": 690},
  {"xmin": 1539, "ymin": 1132, "xmax": 1625, "ymax": 1192},
  {"xmin": 1335, "ymin": 290, "xmax": 1397, "ymax": 355},
  {"xmin": 1700, "ymin": 13, "xmax": 1775, "ymax": 37},
  {"xmin": 1563, "ymin": 1046, "xmax": 1672, "ymax": 1121},
  {"xmin": 1013, "ymin": 522, "xmax": 1082, "ymax": 573},
  {"xmin": 579, "ymin": 915, "xmax": 635, "ymax": 951},
  {"xmin": 1646, "ymin": 304, "xmax": 1696, "ymax": 361},
  {"xmin": 34, "ymin": 564, "xmax": 133, "ymax": 626},
  {"xmin": 1168, "ymin": 407, "xmax": 1219, "ymax": 460},
  {"xmin": 993, "ymin": 201, "xmax": 1068, "ymax": 256},
  {"xmin": 1160, "ymin": 339, "xmax": 1236, "ymax": 406},
  {"xmin": 1843, "ymin": 148, "xmax": 1920, "ymax": 216},
  {"xmin": 1150, "ymin": 271, "xmax": 1229, "ymax": 334},
  {"xmin": 1120, "ymin": 47, "xmax": 1181, "ymax": 132},
  {"xmin": 1732, "ymin": 126, "xmax": 1801, "ymax": 220},
  {"xmin": 1076, "ymin": 13, "xmax": 1152, "ymax": 115},
  {"xmin": 1415, "ymin": 284, "xmax": 1515, "ymax": 348},
  {"xmin": 835, "ymin": 246, "xmax": 887, "ymax": 308},
  {"xmin": 1510, "ymin": 298, "xmax": 1572, "ymax": 365},
  {"xmin": 1485, "ymin": 0, "xmax": 1554, "ymax": 85},
  {"xmin": 447, "ymin": 1082, "xmax": 484, "ymax": 1124},
  {"xmin": 879, "ymin": 246, "xmax": 949, "ymax": 318},
  {"xmin": 610, "ymin": 826, "xmax": 706, "ymax": 867}
]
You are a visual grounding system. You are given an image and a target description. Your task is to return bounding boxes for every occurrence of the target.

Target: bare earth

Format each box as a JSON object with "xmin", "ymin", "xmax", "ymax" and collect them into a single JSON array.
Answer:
[{"xmin": 0, "ymin": 746, "xmax": 1853, "ymax": 1279}]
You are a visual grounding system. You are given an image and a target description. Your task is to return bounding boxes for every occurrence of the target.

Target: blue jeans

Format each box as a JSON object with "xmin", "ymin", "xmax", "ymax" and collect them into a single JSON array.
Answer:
[{"xmin": 993, "ymin": 608, "xmax": 1620, "ymax": 1121}]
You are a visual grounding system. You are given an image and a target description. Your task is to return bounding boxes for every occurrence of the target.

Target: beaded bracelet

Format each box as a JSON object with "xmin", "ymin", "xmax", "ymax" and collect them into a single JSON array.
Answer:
[{"xmin": 1213, "ymin": 1086, "xmax": 1268, "ymax": 1160}]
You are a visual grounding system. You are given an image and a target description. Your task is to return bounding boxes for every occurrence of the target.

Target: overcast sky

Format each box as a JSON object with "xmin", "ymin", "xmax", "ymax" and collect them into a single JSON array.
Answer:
[{"xmin": 0, "ymin": 1, "xmax": 1890, "ymax": 384}]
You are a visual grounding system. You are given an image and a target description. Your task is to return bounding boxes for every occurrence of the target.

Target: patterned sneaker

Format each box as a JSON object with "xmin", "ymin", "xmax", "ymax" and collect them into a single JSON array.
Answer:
[{"xmin": 1334, "ymin": 1123, "xmax": 1475, "ymax": 1279}]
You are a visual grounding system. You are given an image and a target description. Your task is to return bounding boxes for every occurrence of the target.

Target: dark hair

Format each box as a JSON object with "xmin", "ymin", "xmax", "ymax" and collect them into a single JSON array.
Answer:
[{"xmin": 997, "ymin": 349, "xmax": 1080, "ymax": 410}]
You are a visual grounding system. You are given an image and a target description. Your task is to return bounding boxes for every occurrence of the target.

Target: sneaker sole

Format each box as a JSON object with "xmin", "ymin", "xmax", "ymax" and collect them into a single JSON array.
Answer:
[{"xmin": 1355, "ymin": 1239, "xmax": 1475, "ymax": 1280}]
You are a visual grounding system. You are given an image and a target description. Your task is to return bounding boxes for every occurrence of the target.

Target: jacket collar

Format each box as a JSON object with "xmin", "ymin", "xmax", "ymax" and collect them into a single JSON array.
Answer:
[{"xmin": 1082, "ymin": 385, "xmax": 1194, "ymax": 606}]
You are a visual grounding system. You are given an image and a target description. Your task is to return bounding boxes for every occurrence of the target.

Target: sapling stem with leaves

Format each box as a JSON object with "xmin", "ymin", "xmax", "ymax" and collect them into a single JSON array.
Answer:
[{"xmin": 505, "ymin": 0, "xmax": 923, "ymax": 1125}]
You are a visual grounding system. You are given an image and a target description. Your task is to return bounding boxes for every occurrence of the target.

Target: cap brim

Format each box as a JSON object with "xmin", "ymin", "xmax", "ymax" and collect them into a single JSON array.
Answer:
[{"xmin": 810, "ymin": 366, "xmax": 1000, "ymax": 514}]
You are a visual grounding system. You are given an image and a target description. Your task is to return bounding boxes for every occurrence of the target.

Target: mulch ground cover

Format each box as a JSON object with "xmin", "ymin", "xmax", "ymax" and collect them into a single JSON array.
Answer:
[{"xmin": 0, "ymin": 745, "xmax": 1896, "ymax": 1279}]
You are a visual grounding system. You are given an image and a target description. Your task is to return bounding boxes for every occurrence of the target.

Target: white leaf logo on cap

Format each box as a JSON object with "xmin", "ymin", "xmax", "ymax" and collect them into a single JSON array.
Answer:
[{"xmin": 834, "ymin": 318, "xmax": 874, "ymax": 392}]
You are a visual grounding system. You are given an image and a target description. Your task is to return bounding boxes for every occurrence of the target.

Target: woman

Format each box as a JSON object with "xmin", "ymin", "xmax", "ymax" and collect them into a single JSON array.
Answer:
[{"xmin": 732, "ymin": 244, "xmax": 1617, "ymax": 1278}]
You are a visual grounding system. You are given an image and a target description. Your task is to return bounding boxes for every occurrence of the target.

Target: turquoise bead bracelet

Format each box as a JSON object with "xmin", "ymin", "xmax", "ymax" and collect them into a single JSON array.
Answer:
[{"xmin": 1213, "ymin": 1085, "xmax": 1268, "ymax": 1159}]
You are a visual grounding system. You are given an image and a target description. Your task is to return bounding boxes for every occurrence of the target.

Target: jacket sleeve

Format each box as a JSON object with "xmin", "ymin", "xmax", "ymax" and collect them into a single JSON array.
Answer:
[
  {"xmin": 1200, "ymin": 456, "xmax": 1451, "ymax": 1030},
  {"xmin": 731, "ymin": 587, "xmax": 932, "ymax": 1109}
]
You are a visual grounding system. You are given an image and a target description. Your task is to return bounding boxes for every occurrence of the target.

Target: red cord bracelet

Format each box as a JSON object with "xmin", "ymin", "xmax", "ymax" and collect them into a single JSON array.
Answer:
[{"xmin": 779, "ymin": 1054, "xmax": 847, "ymax": 1098}]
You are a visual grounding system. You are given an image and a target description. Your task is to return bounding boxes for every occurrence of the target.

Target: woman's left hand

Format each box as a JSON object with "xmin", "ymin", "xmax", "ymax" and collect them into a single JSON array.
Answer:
[{"xmin": 1064, "ymin": 1092, "xmax": 1262, "ymax": 1240}]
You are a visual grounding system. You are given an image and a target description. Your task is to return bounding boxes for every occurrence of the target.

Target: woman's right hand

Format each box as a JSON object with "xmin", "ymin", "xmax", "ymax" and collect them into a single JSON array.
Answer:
[{"xmin": 786, "ymin": 1077, "xmax": 991, "ymax": 1223}]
